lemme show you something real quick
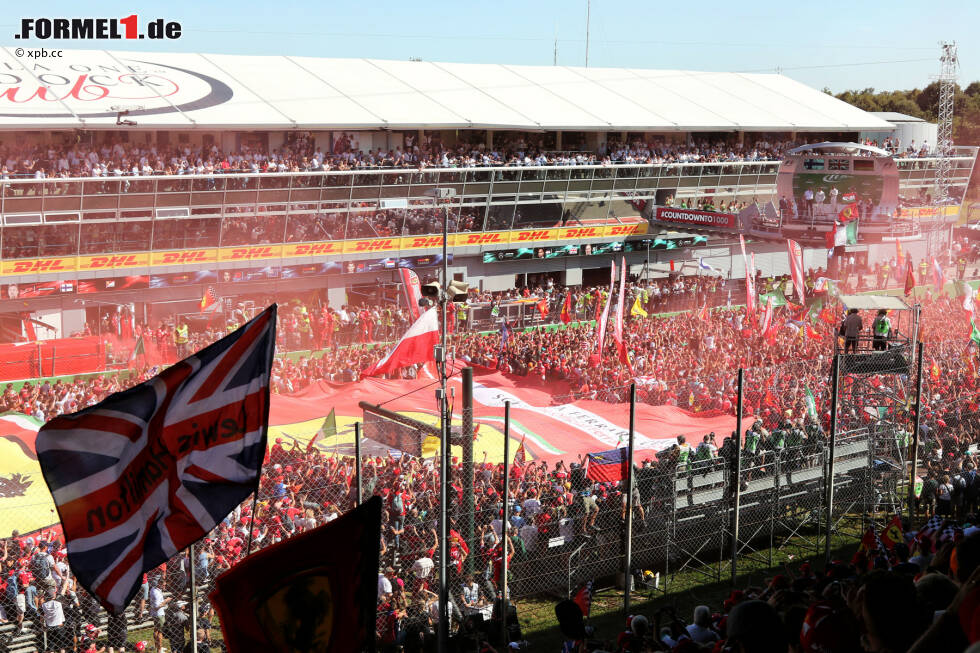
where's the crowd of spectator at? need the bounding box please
[556,520,980,652]
[0,134,802,183]
[2,249,980,650]
[0,132,947,187]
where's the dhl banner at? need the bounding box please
[77,253,151,272]
[282,242,344,257]
[150,248,219,266]
[2,256,75,275]
[217,244,283,262]
[895,205,960,220]
[0,222,651,277]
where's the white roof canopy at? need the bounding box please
[0,48,894,132]
[839,295,911,311]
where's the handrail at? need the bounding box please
[0,152,973,184]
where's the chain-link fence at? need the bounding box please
[0,330,970,651]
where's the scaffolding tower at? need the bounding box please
[832,295,920,536]
[934,41,958,206]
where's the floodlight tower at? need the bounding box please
[934,41,958,207]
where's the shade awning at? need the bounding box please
[839,295,911,311]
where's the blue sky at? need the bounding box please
[3,0,976,93]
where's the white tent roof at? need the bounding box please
[0,48,894,132]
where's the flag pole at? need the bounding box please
[437,205,450,653]
[190,543,198,653]
[355,421,362,506]
[623,383,636,617]
[500,400,511,648]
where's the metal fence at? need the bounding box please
[0,332,972,652]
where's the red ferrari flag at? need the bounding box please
[880,515,904,551]
[211,496,382,653]
[362,308,439,377]
[200,286,219,312]
[536,297,549,319]
[560,291,573,324]
[36,306,278,613]
[930,358,941,383]
[904,260,916,296]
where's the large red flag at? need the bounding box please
[560,291,573,324]
[362,308,439,377]
[904,260,916,296]
[211,497,382,653]
[398,268,422,321]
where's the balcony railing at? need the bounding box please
[0,152,972,262]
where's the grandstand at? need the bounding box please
[0,49,972,341]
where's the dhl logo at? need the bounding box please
[563,227,601,239]
[407,237,443,249]
[292,243,341,256]
[159,250,209,264]
[229,247,275,260]
[87,255,139,269]
[458,233,503,245]
[607,225,642,236]
[353,240,396,252]
[10,259,69,273]
[514,230,553,242]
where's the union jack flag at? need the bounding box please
[36,305,277,614]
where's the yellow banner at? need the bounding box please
[603,222,648,237]
[510,228,560,243]
[1,257,75,275]
[77,253,151,272]
[0,222,655,277]
[452,232,509,247]
[217,245,283,262]
[150,249,218,266]
[342,238,401,254]
[399,235,445,250]
[557,226,606,240]
[282,242,344,257]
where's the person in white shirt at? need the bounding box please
[686,605,719,644]
[830,186,839,213]
[803,189,814,217]
[377,571,393,598]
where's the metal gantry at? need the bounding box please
[934,41,958,206]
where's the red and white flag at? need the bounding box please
[740,235,756,314]
[787,239,805,301]
[596,261,616,357]
[613,258,634,374]
[36,306,278,613]
[513,437,527,468]
[614,258,626,346]
[398,268,422,321]
[759,296,774,335]
[362,308,439,377]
